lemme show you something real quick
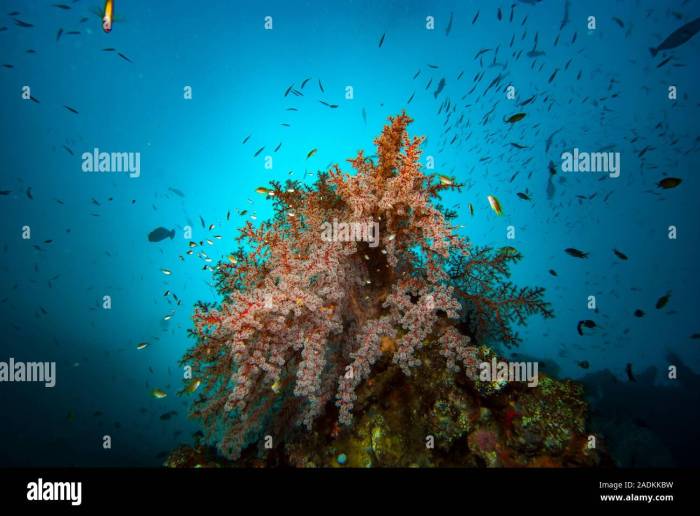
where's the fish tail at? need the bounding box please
[170,230,175,239]
[649,47,658,57]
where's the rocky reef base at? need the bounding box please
[166,344,611,468]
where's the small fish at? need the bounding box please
[14,19,33,28]
[565,248,588,259]
[168,187,185,197]
[438,175,454,186]
[487,195,503,216]
[625,363,636,382]
[613,249,628,260]
[655,291,671,310]
[63,105,79,114]
[52,4,71,10]
[184,379,201,394]
[255,186,272,195]
[102,0,114,33]
[56,28,63,41]
[160,268,172,275]
[151,388,167,399]
[117,52,133,63]
[26,187,33,200]
[254,146,265,157]
[378,33,385,47]
[516,192,530,201]
[634,309,645,318]
[318,79,325,93]
[577,320,596,336]
[504,112,526,124]
[468,203,474,216]
[306,148,318,159]
[136,342,148,350]
[577,360,590,369]
[657,177,682,189]
[548,269,557,277]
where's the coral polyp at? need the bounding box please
[183,113,553,460]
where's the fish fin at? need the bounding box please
[649,47,658,57]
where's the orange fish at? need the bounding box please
[487,195,503,216]
[102,0,114,33]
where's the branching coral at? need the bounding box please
[183,113,552,459]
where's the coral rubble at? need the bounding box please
[177,113,602,467]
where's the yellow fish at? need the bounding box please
[438,175,454,186]
[151,388,167,399]
[185,379,201,394]
[487,195,503,216]
[255,187,271,195]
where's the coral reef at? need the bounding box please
[181,113,558,462]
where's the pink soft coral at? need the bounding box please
[183,113,552,459]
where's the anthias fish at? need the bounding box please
[102,0,114,33]
[565,248,588,258]
[487,195,503,215]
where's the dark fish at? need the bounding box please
[516,192,530,200]
[505,112,526,124]
[689,333,700,339]
[56,28,63,41]
[433,78,446,98]
[510,142,528,149]
[102,47,116,52]
[406,92,415,104]
[634,309,645,318]
[445,12,453,36]
[199,215,205,228]
[14,19,33,28]
[300,78,310,89]
[242,134,251,144]
[62,145,74,156]
[472,10,479,24]
[565,248,588,258]
[26,187,33,200]
[650,17,700,56]
[284,84,293,97]
[168,187,185,197]
[612,17,624,28]
[655,291,671,310]
[657,177,681,189]
[577,320,596,336]
[497,8,502,21]
[613,249,628,260]
[2,64,14,69]
[656,56,672,68]
[66,31,80,35]
[52,4,71,9]
[378,32,385,47]
[548,269,557,277]
[625,363,636,382]
[577,360,590,369]
[318,79,325,93]
[274,142,282,152]
[63,105,79,114]
[254,147,264,157]
[117,52,133,63]
[0,190,11,196]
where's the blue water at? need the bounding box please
[0,0,698,466]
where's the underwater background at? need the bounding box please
[0,0,699,467]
